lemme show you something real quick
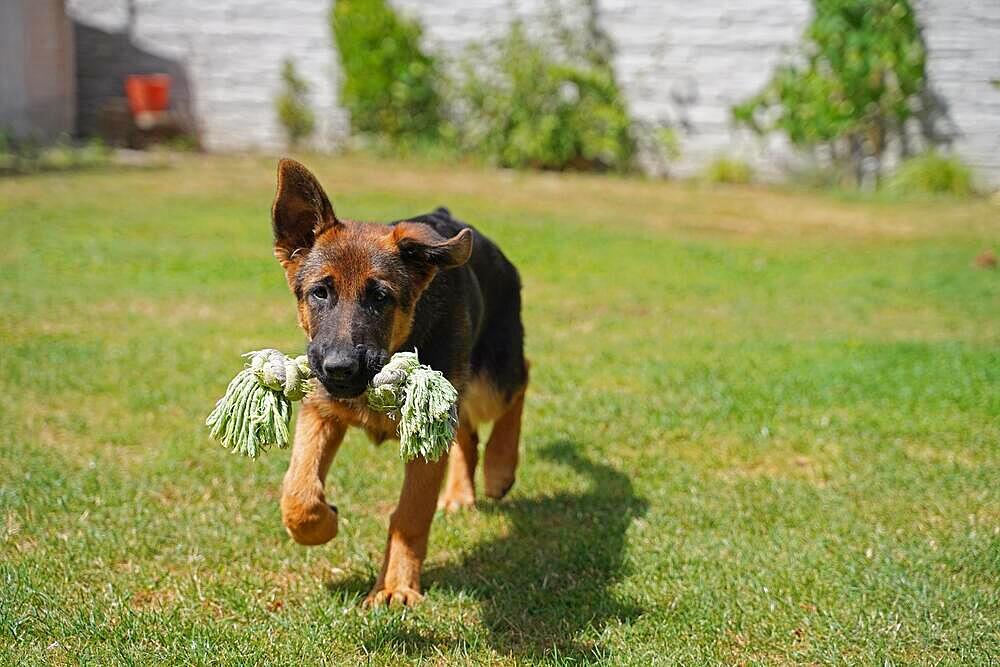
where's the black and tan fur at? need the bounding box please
[270,159,528,606]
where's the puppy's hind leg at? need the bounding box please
[438,420,479,512]
[484,384,526,500]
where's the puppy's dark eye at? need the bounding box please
[309,284,330,301]
[366,284,393,310]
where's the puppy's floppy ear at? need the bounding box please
[271,159,340,274]
[392,223,473,270]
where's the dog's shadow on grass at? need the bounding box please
[427,439,648,658]
[327,440,647,659]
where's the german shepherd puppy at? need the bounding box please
[271,159,528,606]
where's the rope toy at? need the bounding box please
[205,349,458,462]
[367,352,459,463]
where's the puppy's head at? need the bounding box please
[271,159,471,398]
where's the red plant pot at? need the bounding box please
[125,74,172,115]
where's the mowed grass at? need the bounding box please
[1,154,998,665]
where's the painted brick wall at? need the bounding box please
[68,0,1000,185]
[393,0,812,177]
[913,1,1000,188]
[68,0,345,151]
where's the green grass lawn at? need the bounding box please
[1,154,998,665]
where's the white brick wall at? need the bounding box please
[915,1,1000,187]
[68,0,346,151]
[392,0,812,177]
[68,0,1000,185]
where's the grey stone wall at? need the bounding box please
[67,0,1000,186]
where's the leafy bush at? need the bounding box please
[454,16,635,172]
[0,133,111,175]
[329,0,650,172]
[733,0,928,184]
[275,59,316,148]
[332,0,442,145]
[884,152,974,196]
[704,157,753,184]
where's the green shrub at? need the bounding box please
[454,18,635,172]
[0,134,111,175]
[332,0,442,145]
[328,0,655,173]
[733,0,928,185]
[884,152,975,196]
[275,59,316,148]
[704,157,753,185]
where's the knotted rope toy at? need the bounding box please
[367,352,459,462]
[205,349,458,462]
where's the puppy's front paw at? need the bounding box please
[363,586,423,608]
[281,498,338,545]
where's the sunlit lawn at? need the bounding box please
[1,154,998,665]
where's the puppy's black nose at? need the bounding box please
[322,351,359,381]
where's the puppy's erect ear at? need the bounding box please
[271,159,340,275]
[392,223,473,270]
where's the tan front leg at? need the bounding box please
[365,456,448,607]
[280,401,346,545]
[438,421,478,512]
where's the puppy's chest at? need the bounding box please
[308,393,399,444]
